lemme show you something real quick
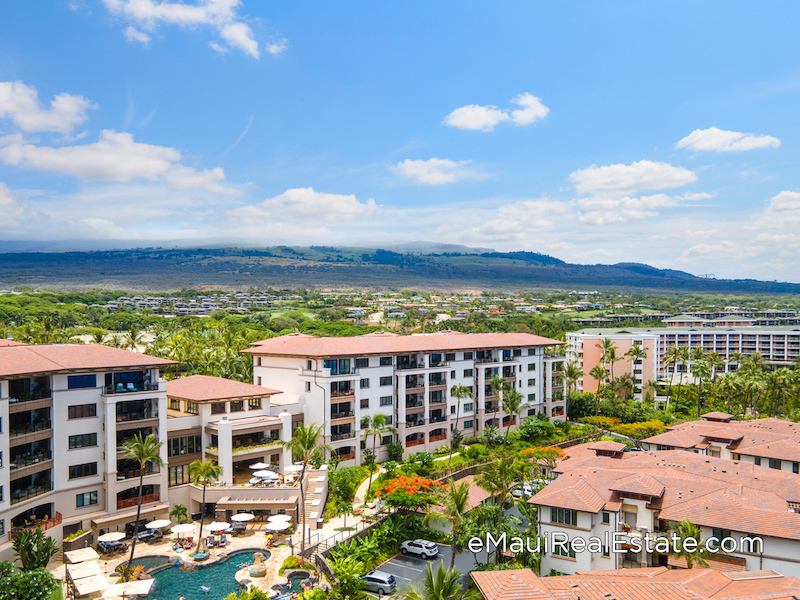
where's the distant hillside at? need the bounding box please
[0,246,798,293]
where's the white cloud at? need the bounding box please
[0,130,237,194]
[676,126,781,152]
[209,41,228,54]
[0,182,24,227]
[443,93,549,132]
[101,0,261,58]
[570,160,697,196]
[124,26,151,45]
[230,188,376,222]
[394,158,483,185]
[266,38,288,56]
[463,199,573,240]
[680,240,764,261]
[0,81,97,134]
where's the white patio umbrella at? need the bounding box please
[249,462,270,470]
[73,574,111,596]
[145,519,172,529]
[171,523,196,534]
[98,532,125,543]
[230,513,255,522]
[64,547,100,564]
[268,515,292,522]
[101,579,154,598]
[206,521,231,532]
[253,470,278,479]
[266,521,291,531]
[284,465,303,473]
[67,561,102,581]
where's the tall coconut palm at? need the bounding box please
[281,422,330,557]
[675,346,691,402]
[596,338,620,383]
[692,359,712,419]
[475,458,517,562]
[501,389,526,445]
[424,481,471,569]
[189,459,222,547]
[663,345,680,400]
[562,360,582,396]
[449,384,473,466]
[402,563,481,600]
[588,365,607,415]
[361,414,396,499]
[121,433,164,581]
[624,345,648,400]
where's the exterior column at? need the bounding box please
[217,417,233,485]
[280,410,293,471]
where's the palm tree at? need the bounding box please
[424,481,471,569]
[692,359,712,419]
[169,503,190,524]
[121,433,164,581]
[362,414,396,500]
[401,563,481,600]
[501,389,526,445]
[675,346,691,402]
[334,500,355,529]
[562,360,582,396]
[663,345,680,400]
[624,345,648,400]
[188,459,222,549]
[596,338,620,384]
[449,384,473,466]
[666,519,711,568]
[475,458,517,562]
[588,365,607,415]
[281,422,330,557]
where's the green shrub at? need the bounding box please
[278,555,311,574]
[63,530,86,542]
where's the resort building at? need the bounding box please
[641,412,800,471]
[530,442,800,577]
[244,331,566,464]
[472,566,800,600]
[566,324,800,396]
[0,340,174,562]
[164,375,328,530]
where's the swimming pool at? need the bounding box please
[116,555,171,574]
[147,549,268,600]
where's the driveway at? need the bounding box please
[370,543,491,596]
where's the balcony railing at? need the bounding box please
[331,432,356,442]
[10,420,52,438]
[117,466,159,481]
[9,512,61,541]
[503,357,519,362]
[11,481,53,505]
[429,361,450,368]
[116,409,158,423]
[429,434,447,442]
[104,383,159,395]
[397,363,421,370]
[331,389,355,398]
[9,389,52,403]
[337,452,355,461]
[477,357,497,364]
[429,416,448,424]
[429,397,446,404]
[405,399,424,408]
[117,492,160,511]
[205,439,281,456]
[406,421,425,429]
[10,452,52,471]
[485,404,499,413]
[331,410,355,419]
[406,438,425,448]
[428,378,447,387]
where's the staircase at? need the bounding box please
[302,477,322,524]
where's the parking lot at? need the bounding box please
[369,543,491,596]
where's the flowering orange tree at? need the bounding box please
[520,446,564,480]
[374,475,445,510]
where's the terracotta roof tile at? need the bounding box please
[0,338,26,347]
[166,374,282,402]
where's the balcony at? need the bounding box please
[116,407,158,423]
[117,492,160,511]
[429,433,447,442]
[429,415,448,424]
[331,389,355,398]
[502,356,519,362]
[337,452,356,461]
[326,367,360,376]
[10,420,52,439]
[406,438,425,448]
[429,361,450,369]
[477,357,497,364]
[405,398,424,408]
[429,397,446,405]
[331,410,355,419]
[331,432,356,442]
[406,420,425,429]
[9,512,61,542]
[10,451,52,471]
[205,439,281,456]
[9,388,52,404]
[485,403,500,413]
[103,382,159,395]
[117,465,159,481]
[11,481,53,505]
[397,363,421,370]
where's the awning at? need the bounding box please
[215,495,296,511]
[67,561,102,581]
[73,574,111,596]
[101,579,154,598]
[65,547,101,564]
[91,503,169,528]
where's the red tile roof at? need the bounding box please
[166,374,282,402]
[0,338,26,347]
[473,567,800,600]
[0,343,174,378]
[243,331,562,357]
[668,554,747,572]
[608,473,665,498]
[587,440,627,452]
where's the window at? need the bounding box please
[270,453,280,466]
[528,348,536,356]
[69,433,97,449]
[551,507,578,526]
[463,420,473,429]
[186,401,199,415]
[356,358,370,369]
[76,491,98,507]
[257,376,262,385]
[451,370,456,378]
[602,512,610,524]
[513,349,522,357]
[169,464,191,487]
[527,363,536,371]
[794,462,799,474]
[528,393,536,402]
[381,435,392,446]
[445,353,456,362]
[450,406,456,414]
[463,369,474,377]
[69,462,98,479]
[380,396,393,406]
[68,404,97,419]
[769,458,781,469]
[68,374,97,389]
[602,545,610,557]
[463,352,473,360]
[230,400,245,412]
[380,357,392,366]
[305,382,311,392]
[360,378,370,389]
[379,376,393,386]
[257,357,262,366]
[360,399,370,409]
[0,487,2,502]
[755,457,762,466]
[169,398,181,411]
[463,403,473,412]
[0,520,4,536]
[360,417,369,429]
[248,398,262,410]
[711,529,731,547]
[553,544,576,559]
[527,408,536,416]
[306,360,312,370]
[211,402,227,414]
[168,435,201,457]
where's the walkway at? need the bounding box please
[354,467,384,506]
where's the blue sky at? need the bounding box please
[1,1,799,280]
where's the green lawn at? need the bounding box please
[49,582,63,600]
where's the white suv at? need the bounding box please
[400,539,439,558]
